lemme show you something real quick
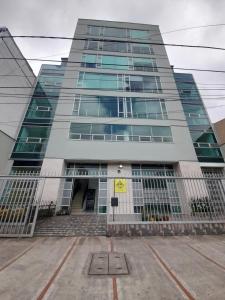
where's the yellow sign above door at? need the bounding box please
[114,179,127,193]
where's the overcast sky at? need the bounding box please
[1,0,225,122]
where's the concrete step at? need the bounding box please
[34,214,107,236]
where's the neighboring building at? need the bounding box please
[0,130,15,174]
[214,118,225,159]
[10,58,67,174]
[0,27,36,173]
[174,72,224,175]
[7,19,225,217]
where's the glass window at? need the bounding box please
[69,123,172,142]
[112,124,132,136]
[128,75,161,93]
[85,40,99,51]
[88,25,101,36]
[152,126,172,137]
[79,95,99,117]
[195,148,222,158]
[132,98,146,118]
[92,124,111,135]
[131,43,153,54]
[99,96,118,117]
[102,41,127,52]
[133,57,157,72]
[104,27,127,38]
[78,72,118,90]
[132,125,150,136]
[191,131,217,144]
[101,55,129,70]
[19,126,49,139]
[81,54,97,68]
[130,29,149,39]
[70,123,91,134]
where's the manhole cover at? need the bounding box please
[88,252,129,275]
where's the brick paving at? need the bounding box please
[34,214,107,236]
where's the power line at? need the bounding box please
[2,35,225,52]
[1,56,225,74]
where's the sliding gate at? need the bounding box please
[0,176,45,237]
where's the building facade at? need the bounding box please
[214,118,225,159]
[7,19,225,217]
[0,27,36,174]
[174,72,224,175]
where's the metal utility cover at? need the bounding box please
[89,252,108,275]
[108,253,128,275]
[88,252,129,275]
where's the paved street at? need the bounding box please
[0,235,225,299]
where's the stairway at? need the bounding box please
[71,182,86,214]
[34,214,107,236]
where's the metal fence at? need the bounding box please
[107,175,225,224]
[0,173,225,237]
[0,177,45,237]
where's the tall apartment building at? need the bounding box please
[0,27,36,174]
[8,19,225,215]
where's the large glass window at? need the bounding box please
[73,95,167,119]
[12,126,50,159]
[102,41,128,52]
[131,43,154,54]
[104,27,127,38]
[127,75,161,93]
[183,104,209,126]
[133,57,157,71]
[88,25,150,40]
[77,72,162,93]
[129,29,149,39]
[84,40,154,55]
[101,55,129,70]
[77,72,118,90]
[81,54,157,71]
[69,123,172,143]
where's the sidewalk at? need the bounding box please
[0,235,225,299]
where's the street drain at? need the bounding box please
[88,252,129,275]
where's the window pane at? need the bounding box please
[130,29,149,39]
[70,123,91,134]
[19,126,49,138]
[80,73,118,90]
[79,96,99,116]
[85,40,98,50]
[102,41,127,52]
[81,54,97,68]
[104,27,126,38]
[99,96,118,117]
[152,126,171,137]
[132,98,146,118]
[112,124,132,136]
[132,43,152,54]
[88,25,101,36]
[146,101,162,119]
[132,125,150,136]
[133,57,157,71]
[101,55,129,70]
[191,131,217,143]
[92,124,111,134]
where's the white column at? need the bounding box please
[40,158,65,205]
[175,161,209,217]
[107,164,134,221]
